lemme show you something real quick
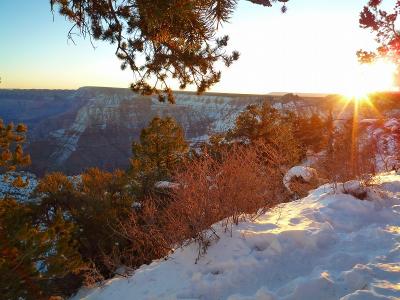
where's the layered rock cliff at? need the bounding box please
[0,87,328,175]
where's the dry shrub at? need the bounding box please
[287,176,321,199]
[105,200,172,272]
[79,263,104,287]
[108,138,296,267]
[316,121,377,184]
[257,124,302,172]
[165,145,286,259]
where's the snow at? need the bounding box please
[0,171,38,201]
[360,119,378,125]
[71,172,400,300]
[283,166,318,191]
[0,173,82,202]
[154,181,180,189]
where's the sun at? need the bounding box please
[336,59,397,120]
[342,90,369,102]
[336,60,397,174]
[341,59,397,101]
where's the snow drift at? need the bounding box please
[72,173,400,300]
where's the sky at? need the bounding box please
[0,0,396,94]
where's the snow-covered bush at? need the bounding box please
[283,166,320,198]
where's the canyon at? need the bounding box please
[0,87,328,175]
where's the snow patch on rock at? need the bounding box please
[283,166,318,191]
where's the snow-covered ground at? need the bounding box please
[72,172,400,300]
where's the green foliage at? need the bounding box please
[0,119,31,192]
[229,103,281,142]
[0,199,84,300]
[28,167,179,295]
[358,1,400,65]
[0,169,138,298]
[34,169,134,277]
[0,119,30,173]
[227,102,302,167]
[290,112,328,154]
[0,116,188,297]
[50,0,288,102]
[130,117,188,194]
[227,102,329,163]
[306,113,327,152]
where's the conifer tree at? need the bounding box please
[228,102,302,167]
[229,103,281,142]
[291,113,327,154]
[0,119,31,190]
[358,0,400,65]
[0,119,30,173]
[34,169,134,279]
[50,0,289,102]
[131,117,188,193]
[0,199,84,299]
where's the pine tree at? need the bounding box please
[0,119,30,173]
[229,103,281,142]
[228,102,302,168]
[131,117,188,193]
[0,199,84,300]
[294,113,327,154]
[49,0,289,102]
[34,169,134,280]
[358,1,400,65]
[0,119,31,191]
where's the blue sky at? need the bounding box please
[0,0,393,94]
